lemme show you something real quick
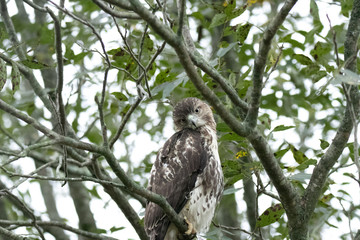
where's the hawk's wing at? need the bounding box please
[144,128,207,240]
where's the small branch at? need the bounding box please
[304,0,360,226]
[1,166,125,188]
[0,220,117,240]
[244,0,298,129]
[177,0,185,37]
[0,52,56,115]
[0,0,27,60]
[0,226,25,240]
[343,84,360,180]
[114,23,151,97]
[95,94,109,147]
[92,0,141,19]
[46,7,69,184]
[48,0,111,66]
[212,221,260,238]
[263,45,283,87]
[109,97,142,149]
[103,0,135,11]
[0,190,45,240]
[0,99,105,155]
[326,14,340,67]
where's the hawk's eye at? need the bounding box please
[181,119,186,123]
[195,107,200,113]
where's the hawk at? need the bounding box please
[145,97,224,240]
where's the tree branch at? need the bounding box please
[303,0,360,228]
[0,220,117,240]
[126,0,249,138]
[244,0,298,129]
[92,0,141,19]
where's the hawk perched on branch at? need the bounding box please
[145,97,224,240]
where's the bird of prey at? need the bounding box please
[144,97,224,240]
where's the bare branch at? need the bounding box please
[0,0,26,60]
[0,220,118,240]
[109,97,142,149]
[244,0,298,129]
[92,0,141,19]
[303,0,360,232]
[0,226,25,240]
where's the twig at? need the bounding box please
[177,0,186,37]
[326,14,340,67]
[342,83,360,181]
[95,94,109,147]
[0,190,45,240]
[109,97,142,149]
[263,44,283,87]
[0,226,25,240]
[0,220,117,240]
[212,221,260,238]
[245,0,298,130]
[114,21,152,97]
[0,0,26,60]
[46,7,68,185]
[92,0,141,19]
[338,199,355,240]
[48,0,111,66]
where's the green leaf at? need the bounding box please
[289,172,312,182]
[217,42,237,58]
[256,204,285,228]
[274,147,290,159]
[20,59,52,69]
[219,132,243,142]
[296,159,317,170]
[310,41,332,62]
[258,113,271,130]
[152,73,186,98]
[88,186,101,199]
[340,0,353,17]
[216,122,232,132]
[0,58,6,91]
[110,226,125,233]
[320,139,330,150]
[272,125,295,132]
[289,144,308,164]
[111,92,129,101]
[236,23,252,44]
[333,69,360,85]
[209,13,227,28]
[143,33,154,52]
[293,54,313,65]
[11,63,20,94]
[310,0,323,32]
[223,187,241,195]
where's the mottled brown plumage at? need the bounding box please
[144,98,223,240]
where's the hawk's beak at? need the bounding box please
[187,114,198,128]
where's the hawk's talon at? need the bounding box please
[184,217,196,235]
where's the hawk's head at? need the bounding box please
[173,97,216,131]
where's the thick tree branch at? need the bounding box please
[0,0,26,60]
[303,0,360,226]
[247,130,300,218]
[101,0,134,11]
[127,0,249,139]
[92,0,140,19]
[0,99,189,239]
[244,0,298,129]
[0,99,104,154]
[0,220,117,240]
[0,226,24,240]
